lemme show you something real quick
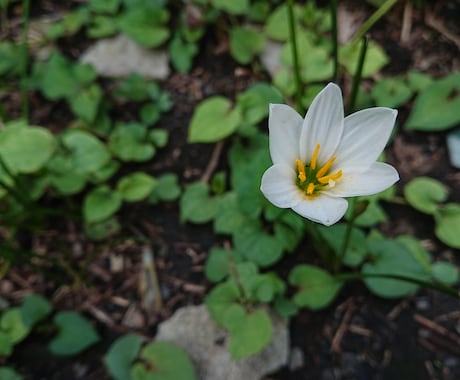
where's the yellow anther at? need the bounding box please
[316,156,337,179]
[318,170,343,184]
[311,144,321,170]
[306,182,315,195]
[296,159,306,183]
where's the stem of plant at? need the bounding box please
[351,0,398,44]
[336,272,460,298]
[330,0,339,83]
[286,0,303,112]
[334,198,357,273]
[21,0,31,121]
[347,36,368,113]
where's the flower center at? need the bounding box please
[295,143,342,199]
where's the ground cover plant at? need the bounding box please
[0,0,459,379]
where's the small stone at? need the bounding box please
[121,304,145,329]
[155,305,289,380]
[259,40,283,78]
[288,346,304,371]
[415,297,430,311]
[80,34,170,80]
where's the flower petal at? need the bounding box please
[326,162,399,197]
[268,104,303,166]
[291,195,348,226]
[300,83,344,164]
[261,164,303,208]
[335,107,397,169]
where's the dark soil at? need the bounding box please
[1,1,460,380]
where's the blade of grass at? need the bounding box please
[347,36,368,113]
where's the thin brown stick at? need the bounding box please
[331,298,354,353]
[425,11,460,50]
[414,314,460,347]
[400,0,413,43]
[201,140,224,183]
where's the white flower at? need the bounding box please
[260,83,399,226]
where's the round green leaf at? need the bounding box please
[289,265,343,310]
[188,96,242,143]
[229,27,265,65]
[150,173,181,203]
[434,203,460,249]
[339,41,389,78]
[227,309,273,359]
[363,239,430,298]
[20,294,52,329]
[49,311,100,356]
[180,182,218,223]
[116,172,156,202]
[104,334,143,380]
[132,341,198,380]
[0,332,13,357]
[0,126,55,174]
[61,129,110,174]
[406,72,460,131]
[205,248,231,283]
[431,261,459,285]
[69,84,102,123]
[83,185,122,223]
[109,122,155,162]
[0,308,30,344]
[0,367,22,380]
[371,77,413,108]
[404,177,448,214]
[85,217,120,241]
[211,0,248,14]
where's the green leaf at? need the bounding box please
[89,0,120,14]
[118,7,169,48]
[0,125,55,174]
[149,173,181,203]
[211,0,248,14]
[406,73,460,131]
[20,294,52,329]
[131,341,198,380]
[49,311,100,356]
[61,129,111,174]
[116,172,156,202]
[213,192,247,234]
[0,367,23,380]
[205,281,240,325]
[104,334,143,380]
[85,217,120,241]
[39,53,79,99]
[227,309,272,359]
[362,239,429,298]
[431,261,459,285]
[236,83,283,125]
[169,34,197,73]
[234,222,284,267]
[180,182,218,223]
[371,77,413,108]
[205,248,231,282]
[339,40,388,78]
[0,308,30,344]
[317,224,367,267]
[407,71,433,92]
[0,332,13,356]
[289,265,343,310]
[69,84,102,123]
[188,96,242,143]
[83,185,122,223]
[149,129,168,148]
[109,122,155,162]
[434,203,460,249]
[264,4,301,41]
[88,15,119,38]
[404,177,448,214]
[229,27,265,65]
[140,104,160,126]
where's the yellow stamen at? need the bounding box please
[311,144,320,170]
[316,156,337,179]
[296,159,306,183]
[306,182,315,195]
[318,170,343,184]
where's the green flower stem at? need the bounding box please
[347,36,368,113]
[286,0,302,112]
[334,197,357,273]
[330,0,338,83]
[336,272,460,298]
[21,0,31,120]
[351,0,398,45]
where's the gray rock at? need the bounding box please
[155,304,289,380]
[259,40,284,78]
[80,34,169,80]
